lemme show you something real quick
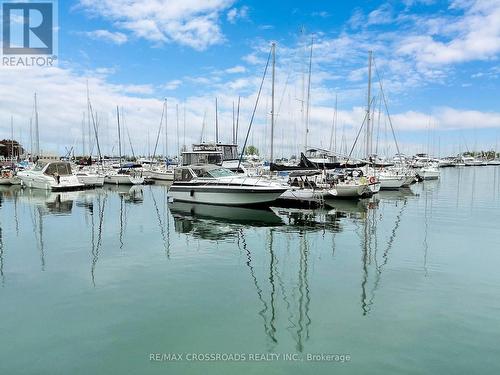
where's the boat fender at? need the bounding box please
[369,176,376,184]
[190,189,195,197]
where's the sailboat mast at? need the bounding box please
[116,106,122,165]
[10,116,14,159]
[236,96,241,145]
[270,42,276,162]
[81,112,86,156]
[305,36,313,151]
[34,93,40,157]
[232,101,235,144]
[183,105,186,152]
[29,117,33,157]
[215,97,219,144]
[329,94,337,152]
[366,50,373,159]
[165,99,168,164]
[176,104,180,160]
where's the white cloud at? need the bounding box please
[227,6,249,24]
[77,0,235,50]
[311,11,330,18]
[397,0,500,65]
[367,4,393,25]
[84,29,128,45]
[163,79,182,90]
[225,65,246,74]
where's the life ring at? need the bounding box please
[369,176,376,184]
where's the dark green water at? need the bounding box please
[1,167,500,374]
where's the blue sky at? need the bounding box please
[1,0,500,157]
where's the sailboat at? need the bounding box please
[104,107,144,185]
[147,99,174,181]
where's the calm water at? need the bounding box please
[1,167,500,374]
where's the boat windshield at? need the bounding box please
[33,161,47,171]
[44,162,72,176]
[207,168,235,178]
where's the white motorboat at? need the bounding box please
[168,165,287,206]
[104,170,144,185]
[334,181,372,198]
[0,169,21,185]
[378,174,406,190]
[278,187,337,205]
[461,156,483,166]
[17,161,84,191]
[487,159,500,166]
[74,169,105,187]
[148,167,174,181]
[419,165,440,180]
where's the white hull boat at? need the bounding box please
[379,175,406,190]
[75,172,105,187]
[278,187,337,204]
[0,176,21,185]
[148,168,174,181]
[0,169,21,185]
[168,165,287,206]
[419,166,440,180]
[17,161,84,191]
[334,182,372,198]
[104,172,144,185]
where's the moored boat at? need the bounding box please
[17,161,84,191]
[168,165,287,206]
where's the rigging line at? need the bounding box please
[152,99,167,161]
[274,63,293,127]
[372,57,401,156]
[237,47,272,169]
[346,96,376,163]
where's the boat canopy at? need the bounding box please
[43,162,72,176]
[174,165,236,181]
[182,151,223,166]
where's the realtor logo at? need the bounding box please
[2,0,57,66]
[3,1,53,54]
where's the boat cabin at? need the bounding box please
[34,161,73,176]
[174,165,236,182]
[182,143,239,167]
[305,148,339,163]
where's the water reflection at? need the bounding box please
[169,202,283,241]
[0,181,418,349]
[150,188,170,258]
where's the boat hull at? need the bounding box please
[76,174,105,187]
[333,183,372,198]
[17,173,84,191]
[379,176,406,190]
[148,170,174,181]
[0,177,21,185]
[168,185,286,206]
[104,174,144,185]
